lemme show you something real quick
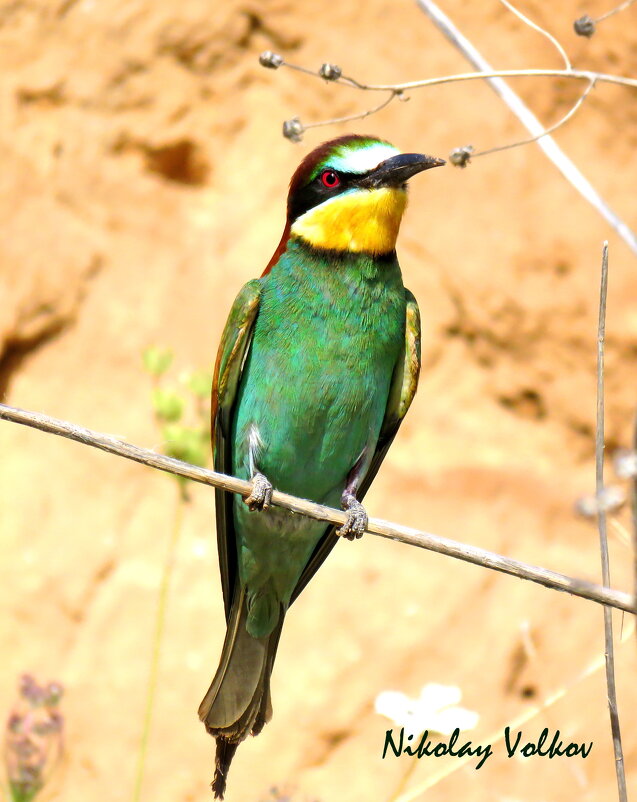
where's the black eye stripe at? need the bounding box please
[289,170,360,221]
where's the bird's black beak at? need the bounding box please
[358,152,446,189]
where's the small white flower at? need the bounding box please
[375,682,479,736]
[574,485,625,517]
[614,449,637,479]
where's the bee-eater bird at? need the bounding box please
[199,134,444,798]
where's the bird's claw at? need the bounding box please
[337,493,367,540]
[245,472,273,511]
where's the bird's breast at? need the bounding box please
[231,248,406,502]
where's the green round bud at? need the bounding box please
[152,388,185,422]
[142,347,173,377]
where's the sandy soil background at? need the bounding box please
[1,1,636,800]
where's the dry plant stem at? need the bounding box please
[595,243,628,802]
[281,61,637,97]
[349,66,637,92]
[0,402,633,614]
[303,90,398,131]
[519,626,588,789]
[132,487,186,802]
[392,621,635,802]
[595,0,637,23]
[633,411,637,626]
[282,62,368,91]
[414,0,637,256]
[474,78,595,159]
[388,752,419,802]
[498,0,571,69]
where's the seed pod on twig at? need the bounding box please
[319,63,342,81]
[282,117,304,142]
[574,15,596,37]
[259,51,284,69]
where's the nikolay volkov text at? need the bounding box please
[382,727,592,769]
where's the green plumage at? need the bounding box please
[199,235,421,796]
[233,238,406,635]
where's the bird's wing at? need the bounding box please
[212,279,262,620]
[290,288,422,603]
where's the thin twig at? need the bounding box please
[280,62,637,95]
[281,61,369,91]
[473,78,595,159]
[132,489,185,802]
[414,0,637,256]
[303,90,399,131]
[595,0,637,23]
[498,0,571,70]
[0,402,633,614]
[633,413,637,630]
[595,243,628,801]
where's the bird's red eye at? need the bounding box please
[320,170,340,188]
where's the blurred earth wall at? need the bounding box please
[0,1,636,800]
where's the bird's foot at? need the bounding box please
[337,492,367,540]
[245,472,273,511]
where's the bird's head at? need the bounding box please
[273,135,444,264]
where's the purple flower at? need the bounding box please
[4,676,64,802]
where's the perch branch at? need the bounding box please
[595,243,627,801]
[0,402,633,615]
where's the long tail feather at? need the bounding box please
[211,739,238,799]
[199,588,284,798]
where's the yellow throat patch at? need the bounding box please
[290,187,407,254]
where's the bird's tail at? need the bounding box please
[198,587,283,799]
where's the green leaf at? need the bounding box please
[186,370,213,400]
[9,781,40,802]
[161,425,208,467]
[152,389,184,423]
[142,347,173,377]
